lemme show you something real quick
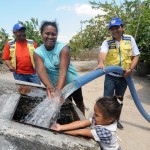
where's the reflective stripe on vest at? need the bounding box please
[8,39,35,69]
[106,35,132,70]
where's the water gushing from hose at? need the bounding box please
[24,66,150,128]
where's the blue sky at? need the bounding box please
[0,0,119,42]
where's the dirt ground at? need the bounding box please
[0,60,150,150]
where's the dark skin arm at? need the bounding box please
[55,45,70,91]
[33,52,54,97]
[2,42,15,72]
[33,45,70,97]
[3,60,15,72]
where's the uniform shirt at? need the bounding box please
[100,35,140,77]
[100,35,140,56]
[2,40,37,74]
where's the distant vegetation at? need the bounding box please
[69,0,150,63]
[0,0,149,64]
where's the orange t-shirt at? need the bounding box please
[2,40,37,74]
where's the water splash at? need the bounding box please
[60,80,80,99]
[24,80,80,128]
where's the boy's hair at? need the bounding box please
[96,96,122,121]
[40,20,59,34]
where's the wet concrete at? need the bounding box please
[0,79,100,150]
[1,60,149,150]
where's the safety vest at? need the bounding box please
[105,34,132,70]
[8,39,35,69]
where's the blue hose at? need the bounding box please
[75,66,150,123]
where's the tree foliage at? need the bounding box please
[0,18,43,64]
[19,18,42,46]
[0,28,9,64]
[0,1,149,63]
[69,0,150,63]
[69,34,81,60]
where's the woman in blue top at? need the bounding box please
[34,21,85,114]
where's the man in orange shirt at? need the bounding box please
[2,23,41,84]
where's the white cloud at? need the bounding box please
[58,34,70,43]
[74,4,106,17]
[56,4,106,17]
[56,4,107,42]
[56,6,73,11]
[58,32,79,43]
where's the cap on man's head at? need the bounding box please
[108,17,123,29]
[13,23,26,32]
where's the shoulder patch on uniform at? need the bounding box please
[122,35,131,41]
[8,40,15,45]
[109,45,116,49]
[107,39,115,45]
[27,39,34,44]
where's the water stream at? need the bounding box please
[24,81,80,128]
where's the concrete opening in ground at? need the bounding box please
[12,84,81,130]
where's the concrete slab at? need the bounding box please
[0,78,99,150]
[1,60,150,150]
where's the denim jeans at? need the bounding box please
[13,72,41,85]
[104,74,127,97]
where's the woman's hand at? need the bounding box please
[46,84,55,98]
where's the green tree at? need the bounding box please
[69,33,82,60]
[69,0,150,63]
[0,18,43,64]
[0,28,9,64]
[19,18,42,46]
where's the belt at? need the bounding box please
[112,72,121,75]
[108,72,122,77]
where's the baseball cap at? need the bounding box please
[13,23,26,31]
[108,17,123,29]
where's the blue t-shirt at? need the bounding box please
[35,42,79,88]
